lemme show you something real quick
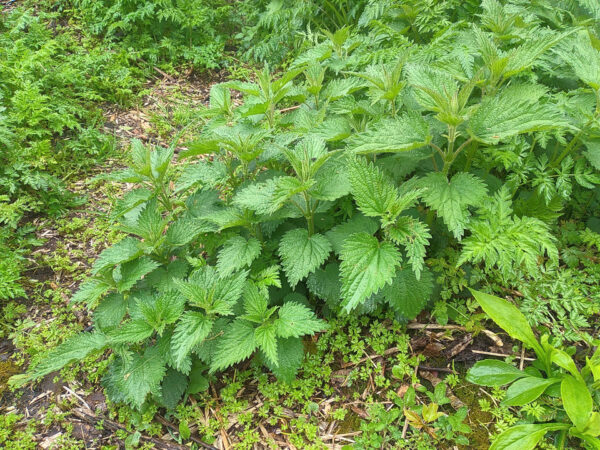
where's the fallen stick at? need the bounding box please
[472,349,535,361]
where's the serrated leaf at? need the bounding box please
[115,257,160,292]
[93,293,127,332]
[340,232,401,312]
[420,172,487,239]
[326,214,380,255]
[157,369,187,410]
[174,160,227,193]
[349,115,430,154]
[72,278,112,305]
[278,229,332,288]
[275,302,326,338]
[166,219,213,247]
[92,238,142,275]
[347,156,399,218]
[105,346,167,410]
[210,320,257,372]
[387,217,431,279]
[468,84,562,144]
[255,322,278,367]
[26,332,107,381]
[307,263,341,306]
[217,236,262,277]
[171,311,214,372]
[264,337,305,383]
[108,320,154,344]
[381,267,433,319]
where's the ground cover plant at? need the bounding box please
[2,0,600,448]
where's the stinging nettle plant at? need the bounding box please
[13,0,600,411]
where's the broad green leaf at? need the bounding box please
[92,237,142,275]
[93,293,127,332]
[255,322,278,367]
[347,156,400,219]
[275,302,327,338]
[470,289,543,356]
[468,84,561,144]
[502,376,559,406]
[466,360,527,386]
[264,337,305,383]
[157,369,187,410]
[278,229,332,288]
[381,267,433,320]
[171,311,214,372]
[490,423,570,450]
[210,319,257,372]
[552,348,582,380]
[108,320,154,344]
[562,375,593,431]
[104,346,167,410]
[340,232,401,312]
[165,219,212,247]
[23,332,107,382]
[420,172,487,239]
[349,115,430,154]
[115,257,160,293]
[72,278,112,305]
[326,214,380,255]
[217,236,262,278]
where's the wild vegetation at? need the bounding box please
[1,0,599,448]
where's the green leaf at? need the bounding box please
[255,322,279,367]
[349,115,430,154]
[157,369,187,410]
[115,257,160,293]
[278,229,332,288]
[466,360,527,386]
[275,302,326,338]
[347,156,400,219]
[171,312,214,372]
[93,293,127,332]
[468,84,561,144]
[562,375,593,431]
[326,214,379,255]
[210,320,257,372]
[108,320,154,344]
[217,236,262,278]
[381,267,433,320]
[470,289,543,356]
[137,292,184,334]
[25,333,107,381]
[490,423,570,450]
[502,376,559,406]
[340,232,401,312]
[387,217,431,279]
[104,346,167,410]
[264,337,305,383]
[174,160,227,193]
[420,172,487,239]
[166,219,212,247]
[92,237,142,275]
[72,278,112,305]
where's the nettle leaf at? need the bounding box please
[93,293,127,332]
[171,311,214,372]
[166,219,213,247]
[114,257,160,293]
[387,217,431,279]
[255,322,278,367]
[563,32,600,90]
[340,232,401,312]
[349,115,430,154]
[217,236,262,278]
[468,84,562,144]
[122,199,166,243]
[326,214,380,255]
[347,156,399,218]
[92,237,142,275]
[420,172,487,239]
[275,302,327,338]
[210,319,257,372]
[25,332,107,381]
[157,369,188,410]
[381,267,433,320]
[242,283,272,323]
[72,278,112,305]
[137,292,185,334]
[307,263,341,306]
[405,64,458,112]
[108,320,154,344]
[310,156,350,201]
[278,229,332,288]
[264,337,305,383]
[174,160,227,193]
[104,346,167,410]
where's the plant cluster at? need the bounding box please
[58,0,238,70]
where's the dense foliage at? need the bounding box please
[3,0,600,448]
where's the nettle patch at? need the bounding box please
[13,9,600,413]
